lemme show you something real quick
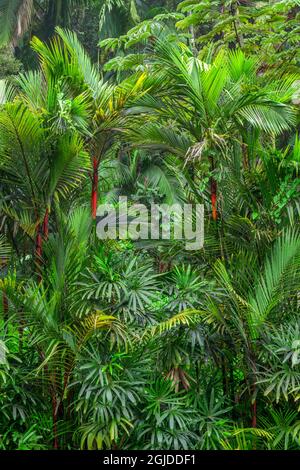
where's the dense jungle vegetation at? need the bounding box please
[0,0,300,451]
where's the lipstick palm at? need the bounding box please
[0,29,95,265]
[30,27,151,221]
[130,40,296,221]
[0,91,90,268]
[0,205,127,448]
[211,233,300,425]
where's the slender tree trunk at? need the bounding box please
[188,11,197,55]
[251,382,257,428]
[35,209,49,281]
[242,142,249,170]
[251,381,257,450]
[231,2,244,48]
[209,157,218,221]
[35,223,43,283]
[251,400,257,427]
[43,207,49,240]
[39,353,59,448]
[36,224,43,259]
[52,392,59,449]
[91,157,99,220]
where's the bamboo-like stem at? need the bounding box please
[209,157,218,221]
[242,141,249,170]
[35,223,43,283]
[43,207,49,240]
[91,157,99,220]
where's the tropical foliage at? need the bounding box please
[0,0,300,451]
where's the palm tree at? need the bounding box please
[1,7,300,452]
[35,27,151,220]
[100,148,185,205]
[130,39,296,221]
[0,205,128,448]
[0,32,91,264]
[168,229,300,428]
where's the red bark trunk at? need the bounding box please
[211,181,218,221]
[43,208,49,240]
[35,224,43,282]
[210,177,218,221]
[251,399,257,428]
[91,157,99,220]
[251,373,257,431]
[209,157,218,221]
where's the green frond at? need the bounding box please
[55,27,101,97]
[146,309,202,339]
[0,0,33,46]
[248,229,300,336]
[49,133,90,200]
